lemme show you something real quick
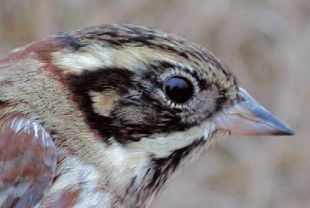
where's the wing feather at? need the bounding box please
[0,114,57,208]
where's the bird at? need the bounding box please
[0,24,294,208]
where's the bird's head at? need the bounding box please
[35,24,293,203]
[51,24,292,149]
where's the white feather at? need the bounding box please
[10,116,53,148]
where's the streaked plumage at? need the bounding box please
[0,24,293,208]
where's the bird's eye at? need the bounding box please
[164,76,194,104]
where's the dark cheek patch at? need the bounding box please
[66,67,198,143]
[114,106,148,125]
[66,68,136,142]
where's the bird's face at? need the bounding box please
[50,27,234,158]
[50,25,292,160]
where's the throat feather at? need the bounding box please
[124,138,206,207]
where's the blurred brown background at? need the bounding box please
[0,0,309,207]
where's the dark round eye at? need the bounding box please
[164,76,194,104]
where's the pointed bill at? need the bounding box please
[214,88,294,136]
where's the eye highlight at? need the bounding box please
[164,76,194,104]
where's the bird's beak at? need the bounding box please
[214,88,294,136]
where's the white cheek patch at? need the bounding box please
[93,140,150,194]
[126,120,216,158]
